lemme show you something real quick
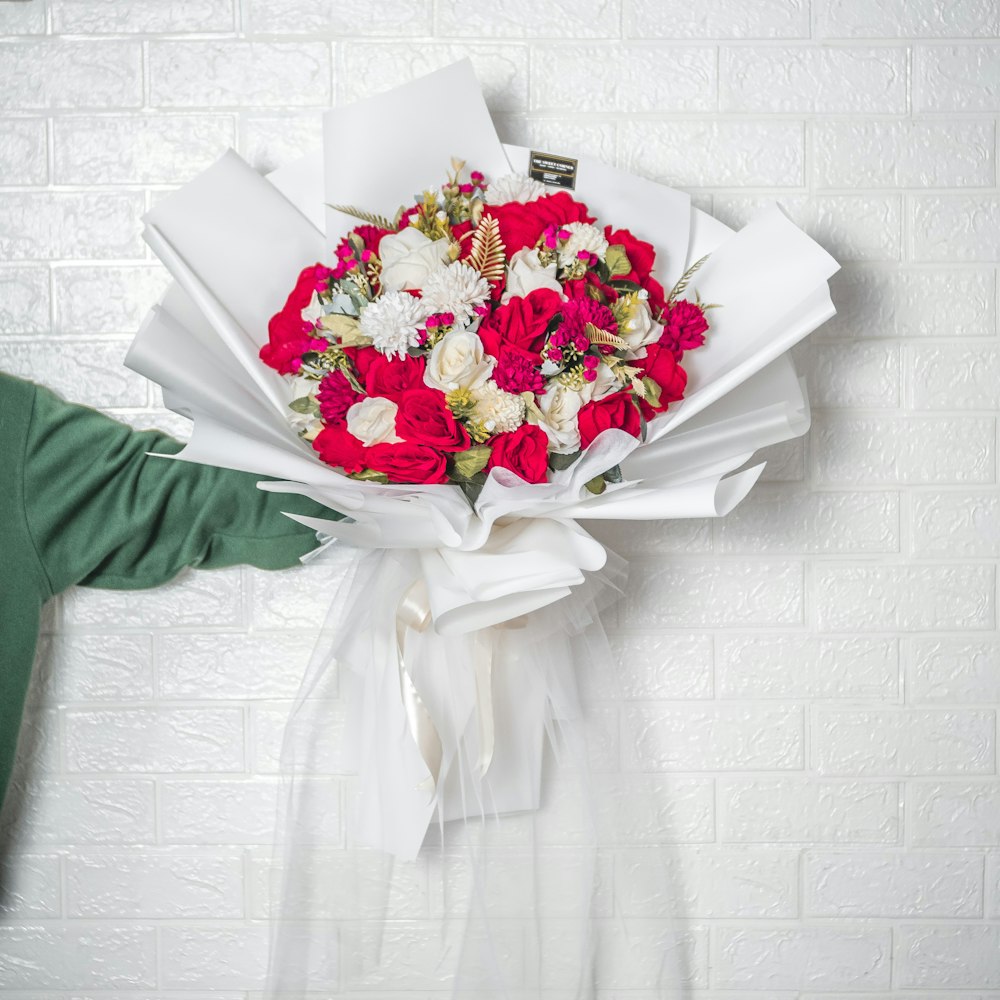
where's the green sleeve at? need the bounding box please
[23,383,336,595]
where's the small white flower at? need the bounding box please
[485,173,547,205]
[558,221,609,269]
[472,380,526,434]
[379,228,451,292]
[359,290,429,359]
[501,248,564,304]
[421,261,491,328]
[536,381,585,454]
[345,396,403,446]
[424,329,495,393]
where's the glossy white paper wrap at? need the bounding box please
[127,61,838,864]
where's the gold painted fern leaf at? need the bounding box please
[327,203,396,231]
[667,253,709,304]
[585,323,629,351]
[466,216,506,283]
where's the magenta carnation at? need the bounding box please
[317,370,360,425]
[552,298,617,351]
[660,299,708,358]
[493,346,544,395]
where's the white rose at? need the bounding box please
[536,382,585,454]
[345,396,402,446]
[620,299,662,353]
[424,329,495,392]
[379,228,451,292]
[501,248,564,304]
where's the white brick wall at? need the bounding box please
[0,0,997,993]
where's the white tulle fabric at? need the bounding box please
[124,61,839,996]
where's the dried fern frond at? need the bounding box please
[585,323,629,351]
[667,253,709,303]
[466,216,506,283]
[327,203,396,231]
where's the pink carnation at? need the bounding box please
[550,298,616,352]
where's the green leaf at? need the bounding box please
[604,464,623,485]
[459,475,487,507]
[348,468,389,484]
[641,376,662,409]
[584,474,606,496]
[320,312,368,344]
[609,278,641,293]
[451,445,491,480]
[288,395,319,415]
[605,243,632,277]
[548,449,582,472]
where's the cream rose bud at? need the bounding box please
[345,396,403,446]
[501,248,563,304]
[620,299,663,353]
[424,329,495,392]
[378,228,451,292]
[536,382,584,454]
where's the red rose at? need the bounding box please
[395,389,471,452]
[260,264,331,374]
[364,353,426,402]
[486,424,550,484]
[260,334,327,375]
[577,393,642,450]
[312,425,367,474]
[636,344,688,418]
[562,270,618,304]
[346,345,381,382]
[484,192,595,254]
[478,289,562,358]
[367,442,448,484]
[660,299,708,358]
[602,226,667,313]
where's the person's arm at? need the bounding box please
[22,380,333,593]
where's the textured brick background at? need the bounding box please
[0,0,998,994]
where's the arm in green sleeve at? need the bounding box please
[23,382,337,595]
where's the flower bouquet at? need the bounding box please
[126,61,838,994]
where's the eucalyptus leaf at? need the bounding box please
[329,293,359,316]
[584,474,606,496]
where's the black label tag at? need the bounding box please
[528,150,578,190]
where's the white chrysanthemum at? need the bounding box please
[359,290,429,359]
[472,380,526,434]
[421,262,491,327]
[485,173,547,205]
[558,221,609,269]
